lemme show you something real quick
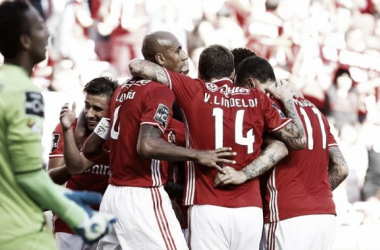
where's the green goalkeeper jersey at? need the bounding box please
[0,63,48,245]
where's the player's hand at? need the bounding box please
[266,79,294,101]
[64,190,117,244]
[195,147,236,172]
[213,166,247,187]
[60,102,76,131]
[74,109,87,149]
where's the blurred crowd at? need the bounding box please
[1,0,380,227]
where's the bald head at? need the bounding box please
[141,31,189,73]
[142,31,179,62]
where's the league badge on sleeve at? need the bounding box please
[51,133,60,152]
[24,91,44,118]
[272,102,286,119]
[154,104,170,128]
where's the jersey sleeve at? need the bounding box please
[49,123,64,158]
[325,118,338,148]
[5,90,45,173]
[162,68,202,108]
[140,84,175,134]
[261,93,292,132]
[49,121,77,158]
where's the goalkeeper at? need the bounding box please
[0,1,115,249]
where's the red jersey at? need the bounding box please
[163,69,292,208]
[106,79,175,187]
[49,121,110,233]
[260,97,338,223]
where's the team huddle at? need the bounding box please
[0,1,349,250]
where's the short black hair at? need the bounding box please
[235,56,276,87]
[0,0,32,59]
[198,45,234,82]
[231,47,256,71]
[83,76,119,98]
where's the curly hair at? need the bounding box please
[231,48,257,71]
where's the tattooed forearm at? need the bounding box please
[242,140,288,180]
[129,59,170,86]
[276,99,306,150]
[328,147,349,190]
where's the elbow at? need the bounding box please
[341,164,350,181]
[137,138,155,158]
[299,136,307,150]
[129,59,141,77]
[293,135,307,150]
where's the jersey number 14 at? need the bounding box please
[213,108,254,154]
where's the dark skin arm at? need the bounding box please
[213,135,288,187]
[48,165,71,185]
[137,125,237,172]
[328,147,349,190]
[129,59,170,85]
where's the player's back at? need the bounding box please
[163,70,291,208]
[107,79,173,187]
[262,97,337,223]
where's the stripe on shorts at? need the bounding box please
[150,188,177,250]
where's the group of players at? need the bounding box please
[0,1,350,250]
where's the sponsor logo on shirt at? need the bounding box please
[25,91,44,117]
[206,83,251,98]
[51,133,60,152]
[154,104,170,128]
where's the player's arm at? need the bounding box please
[214,135,288,187]
[129,59,170,85]
[82,116,110,164]
[137,125,236,172]
[60,103,95,174]
[328,147,349,190]
[266,80,306,150]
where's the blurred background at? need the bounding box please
[1,0,380,249]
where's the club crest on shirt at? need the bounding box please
[51,133,60,152]
[167,130,176,144]
[154,104,169,128]
[272,102,286,118]
[24,91,44,117]
[205,82,218,92]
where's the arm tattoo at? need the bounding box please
[130,60,170,86]
[242,141,288,180]
[275,99,306,150]
[328,147,349,190]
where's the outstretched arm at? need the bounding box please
[129,59,170,85]
[213,136,288,187]
[328,147,349,190]
[137,125,236,172]
[267,80,306,150]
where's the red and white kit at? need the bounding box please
[49,121,110,250]
[260,97,338,250]
[96,80,188,250]
[163,69,292,250]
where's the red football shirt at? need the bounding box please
[49,121,110,234]
[163,69,292,208]
[260,97,338,223]
[106,79,175,187]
